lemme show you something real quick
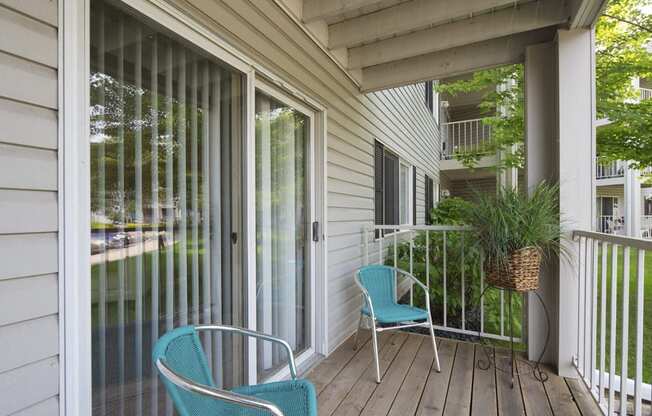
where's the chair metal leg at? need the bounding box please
[427,315,441,372]
[353,314,364,351]
[371,321,381,383]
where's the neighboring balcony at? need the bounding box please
[440,118,497,173]
[640,87,652,101]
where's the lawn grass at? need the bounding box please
[595,245,652,384]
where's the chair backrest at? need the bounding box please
[356,265,396,309]
[153,326,221,416]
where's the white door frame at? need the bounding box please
[60,0,328,414]
[251,78,319,383]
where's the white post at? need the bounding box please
[624,163,642,237]
[524,28,594,377]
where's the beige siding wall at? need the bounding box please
[0,0,60,414]
[183,0,439,351]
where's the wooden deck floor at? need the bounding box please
[306,331,602,416]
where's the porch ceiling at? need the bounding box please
[278,0,608,91]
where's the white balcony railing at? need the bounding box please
[573,230,651,415]
[596,159,626,179]
[441,118,492,160]
[640,87,652,101]
[362,224,521,343]
[597,215,625,235]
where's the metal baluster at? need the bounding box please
[599,243,608,405]
[619,246,631,416]
[442,230,446,327]
[608,244,618,414]
[633,249,645,416]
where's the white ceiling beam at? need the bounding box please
[360,27,556,92]
[302,0,404,23]
[568,0,607,28]
[329,0,520,49]
[349,1,569,69]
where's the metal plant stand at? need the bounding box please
[475,285,550,388]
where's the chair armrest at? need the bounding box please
[353,272,377,318]
[156,359,284,416]
[395,269,429,293]
[196,325,297,379]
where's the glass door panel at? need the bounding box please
[89,1,245,415]
[255,90,312,379]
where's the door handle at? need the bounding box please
[312,221,319,242]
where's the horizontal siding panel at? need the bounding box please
[328,192,372,210]
[0,274,58,326]
[328,164,372,185]
[0,6,57,68]
[9,397,59,416]
[0,190,57,234]
[328,207,373,222]
[327,178,373,198]
[327,221,372,237]
[327,149,373,177]
[0,357,58,415]
[0,315,58,373]
[0,233,57,280]
[0,98,57,149]
[0,0,57,27]
[0,52,57,109]
[0,144,57,190]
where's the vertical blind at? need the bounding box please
[89,1,243,415]
[255,91,311,379]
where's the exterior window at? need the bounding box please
[399,163,409,224]
[89,1,245,413]
[374,140,412,228]
[425,175,434,225]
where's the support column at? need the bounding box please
[525,29,594,377]
[624,164,642,237]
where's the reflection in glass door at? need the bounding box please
[89,1,245,415]
[255,89,313,379]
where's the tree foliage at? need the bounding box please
[595,0,652,169]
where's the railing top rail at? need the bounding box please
[442,118,488,126]
[365,224,472,231]
[573,229,652,250]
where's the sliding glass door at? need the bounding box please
[89,1,245,415]
[255,87,314,380]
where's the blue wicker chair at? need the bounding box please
[354,265,440,383]
[153,325,317,416]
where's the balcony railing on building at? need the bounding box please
[362,224,522,343]
[573,231,651,415]
[441,118,492,160]
[640,87,652,101]
[596,159,626,179]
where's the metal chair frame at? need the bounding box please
[353,266,441,383]
[155,324,299,416]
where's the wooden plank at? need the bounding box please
[0,52,57,109]
[565,378,602,416]
[416,338,457,416]
[316,332,391,416]
[471,345,497,416]
[361,334,423,416]
[0,98,57,149]
[0,144,57,191]
[0,1,58,27]
[0,233,57,280]
[0,6,57,68]
[387,336,436,416]
[516,358,553,416]
[443,341,475,416]
[0,315,58,373]
[333,331,408,416]
[0,356,58,415]
[0,274,57,326]
[541,366,581,416]
[0,190,57,234]
[308,332,371,394]
[495,350,525,416]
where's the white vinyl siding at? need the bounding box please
[182,0,440,353]
[0,0,59,414]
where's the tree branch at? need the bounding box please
[602,13,652,34]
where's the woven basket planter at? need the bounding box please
[485,246,541,292]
